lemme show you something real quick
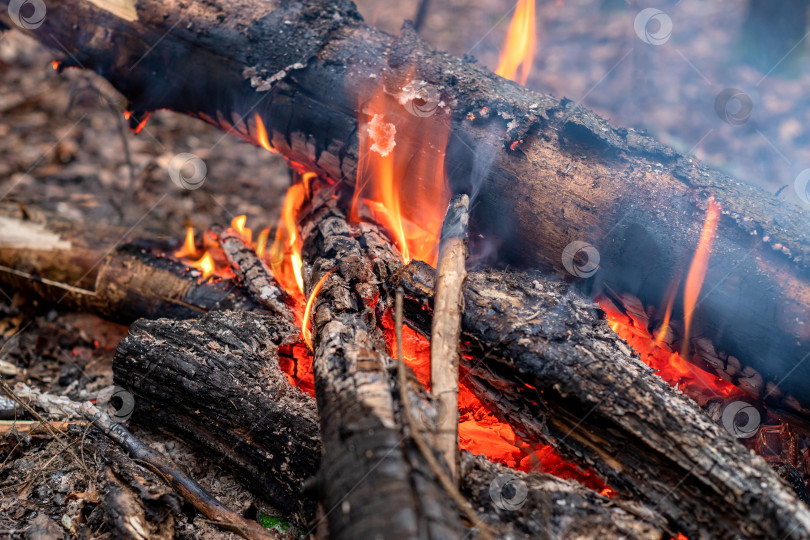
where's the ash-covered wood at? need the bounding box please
[299,195,468,539]
[5,0,810,413]
[112,310,319,524]
[213,225,295,322]
[390,261,810,540]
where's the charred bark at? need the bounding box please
[390,261,810,540]
[112,310,319,524]
[299,194,468,539]
[3,0,810,413]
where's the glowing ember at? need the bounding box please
[268,184,307,302]
[495,0,536,85]
[174,227,199,259]
[382,310,610,492]
[302,268,335,351]
[681,197,721,357]
[351,72,451,266]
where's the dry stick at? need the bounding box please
[80,402,277,540]
[0,379,92,476]
[395,289,494,540]
[0,420,85,435]
[430,194,469,481]
[212,225,295,322]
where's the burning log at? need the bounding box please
[112,309,668,538]
[212,224,296,322]
[4,0,810,414]
[0,207,260,321]
[299,195,469,539]
[390,261,810,539]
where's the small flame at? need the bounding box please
[681,198,721,357]
[254,113,274,152]
[256,227,270,259]
[230,214,252,245]
[268,184,307,300]
[189,251,216,280]
[351,72,450,265]
[302,268,335,351]
[174,227,199,259]
[495,0,536,85]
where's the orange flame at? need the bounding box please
[268,184,307,301]
[189,251,216,280]
[254,113,274,152]
[681,198,721,357]
[495,0,536,85]
[174,227,199,259]
[352,73,450,265]
[230,214,252,245]
[256,227,270,259]
[302,268,335,351]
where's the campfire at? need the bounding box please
[2,0,810,539]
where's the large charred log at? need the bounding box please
[3,0,809,413]
[389,261,810,540]
[113,310,319,524]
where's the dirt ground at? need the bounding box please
[2,0,809,537]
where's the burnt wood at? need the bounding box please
[112,310,667,539]
[3,0,810,412]
[390,261,810,540]
[113,310,319,524]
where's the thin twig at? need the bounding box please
[80,402,277,540]
[395,288,494,540]
[430,194,469,480]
